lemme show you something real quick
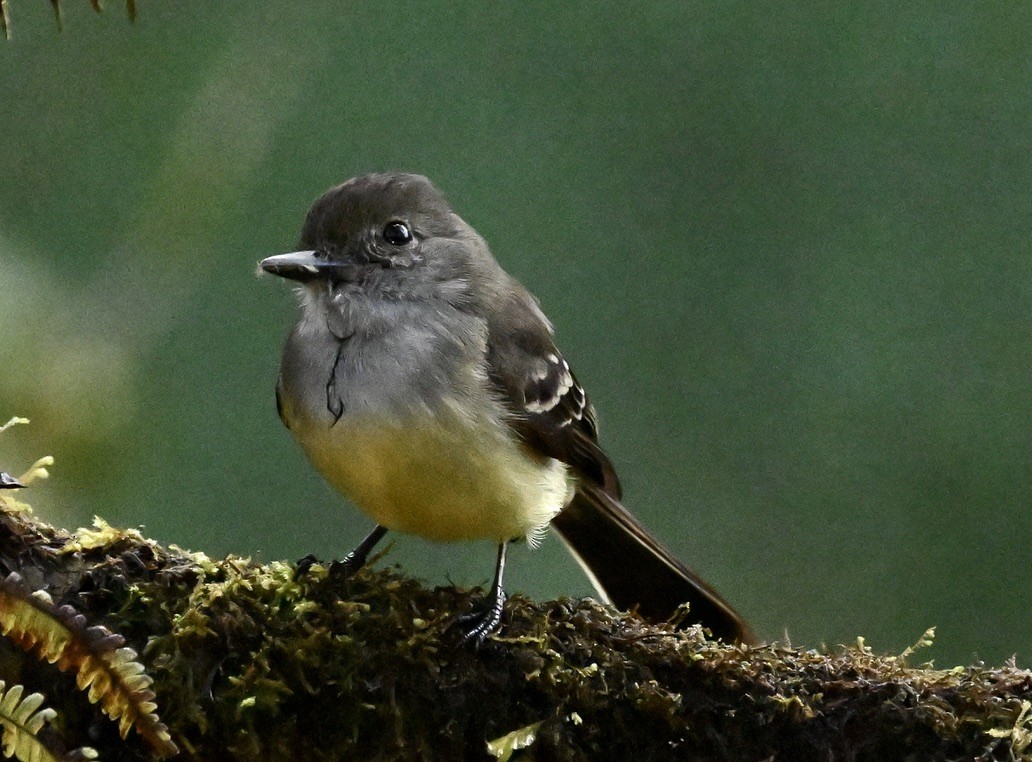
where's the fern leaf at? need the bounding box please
[0,680,97,762]
[0,573,177,758]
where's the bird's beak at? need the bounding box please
[259,250,332,282]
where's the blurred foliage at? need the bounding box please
[0,2,1029,667]
[1,0,135,40]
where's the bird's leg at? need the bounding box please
[295,525,388,580]
[458,542,508,648]
[330,524,389,579]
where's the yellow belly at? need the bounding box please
[292,407,573,543]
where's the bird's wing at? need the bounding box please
[483,277,755,643]
[484,279,621,499]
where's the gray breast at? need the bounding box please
[279,292,491,427]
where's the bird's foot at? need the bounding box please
[327,550,366,581]
[293,553,321,580]
[294,526,388,582]
[456,589,507,649]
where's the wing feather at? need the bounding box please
[484,279,621,498]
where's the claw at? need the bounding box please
[457,590,507,648]
[293,553,320,580]
[338,524,388,578]
[328,555,362,581]
[294,525,388,583]
[457,542,509,649]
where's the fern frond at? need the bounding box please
[0,680,98,762]
[0,584,71,657]
[0,573,178,758]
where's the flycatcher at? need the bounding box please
[260,173,754,646]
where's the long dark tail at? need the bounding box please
[551,482,756,644]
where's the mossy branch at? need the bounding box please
[0,505,1029,760]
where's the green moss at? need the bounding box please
[0,503,1029,760]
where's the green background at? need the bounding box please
[1,2,1028,667]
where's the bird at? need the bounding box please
[260,173,754,647]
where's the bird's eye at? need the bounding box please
[382,221,413,246]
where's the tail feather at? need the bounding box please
[551,483,756,644]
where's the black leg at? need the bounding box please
[293,553,320,579]
[330,524,388,579]
[458,542,508,648]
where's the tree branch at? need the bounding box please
[0,501,1029,760]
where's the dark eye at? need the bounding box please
[382,221,413,246]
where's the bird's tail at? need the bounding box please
[551,482,756,644]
